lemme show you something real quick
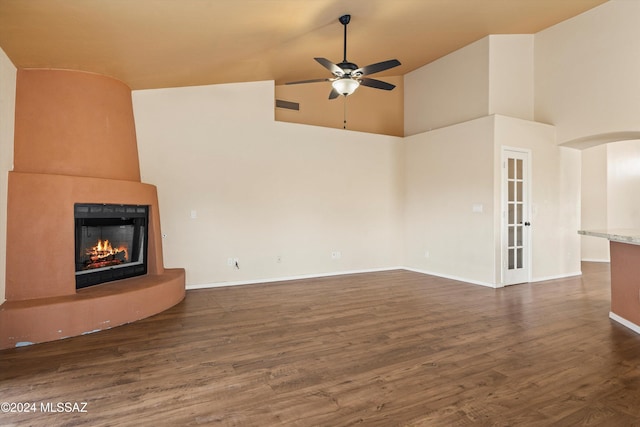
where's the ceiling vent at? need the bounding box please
[275,99,300,111]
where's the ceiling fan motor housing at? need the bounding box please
[337,62,358,76]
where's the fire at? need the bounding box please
[85,239,128,268]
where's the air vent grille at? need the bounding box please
[275,99,300,111]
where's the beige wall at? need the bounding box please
[0,47,16,304]
[402,27,581,285]
[535,0,640,263]
[494,115,581,281]
[403,114,580,287]
[607,140,640,229]
[581,144,609,261]
[488,35,534,121]
[535,0,640,145]
[404,116,496,285]
[404,37,489,136]
[404,35,535,137]
[133,81,404,286]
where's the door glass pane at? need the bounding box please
[508,226,514,246]
[517,248,523,269]
[517,181,523,202]
[516,159,523,180]
[517,226,523,246]
[516,203,522,224]
[508,158,514,179]
[508,181,514,200]
[508,204,514,224]
[509,249,514,269]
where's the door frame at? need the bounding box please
[500,146,532,286]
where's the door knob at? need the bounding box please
[524,221,531,226]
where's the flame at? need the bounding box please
[87,239,128,263]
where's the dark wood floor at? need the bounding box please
[2,262,640,426]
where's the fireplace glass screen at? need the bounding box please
[75,204,148,289]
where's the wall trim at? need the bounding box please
[185,266,405,290]
[580,258,610,263]
[530,271,582,283]
[609,312,640,335]
[186,267,583,291]
[394,267,497,288]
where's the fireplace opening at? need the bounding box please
[75,204,149,289]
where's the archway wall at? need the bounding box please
[535,0,640,146]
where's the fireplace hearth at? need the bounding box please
[75,203,148,289]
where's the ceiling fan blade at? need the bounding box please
[328,88,341,99]
[354,59,401,76]
[315,57,344,76]
[360,78,396,91]
[285,78,331,85]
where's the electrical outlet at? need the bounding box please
[276,255,282,263]
[331,251,341,259]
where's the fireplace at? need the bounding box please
[75,203,148,289]
[0,69,185,350]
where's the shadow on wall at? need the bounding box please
[274,76,404,137]
[560,131,640,149]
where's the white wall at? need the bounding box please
[133,81,404,286]
[404,116,496,286]
[580,144,609,261]
[535,0,640,145]
[404,37,490,136]
[0,47,16,304]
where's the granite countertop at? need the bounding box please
[578,229,640,245]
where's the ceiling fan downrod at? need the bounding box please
[339,14,351,63]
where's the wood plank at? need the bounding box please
[1,262,640,425]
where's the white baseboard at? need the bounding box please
[609,312,640,335]
[185,266,404,290]
[581,258,610,263]
[401,267,497,288]
[530,271,583,283]
[186,267,582,291]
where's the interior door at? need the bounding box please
[502,148,531,285]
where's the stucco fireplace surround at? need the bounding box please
[0,69,185,349]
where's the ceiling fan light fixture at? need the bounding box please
[332,77,360,96]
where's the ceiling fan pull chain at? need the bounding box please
[343,96,347,129]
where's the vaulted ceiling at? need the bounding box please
[0,0,607,90]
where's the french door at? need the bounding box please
[502,148,531,285]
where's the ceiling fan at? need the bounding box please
[286,14,401,99]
